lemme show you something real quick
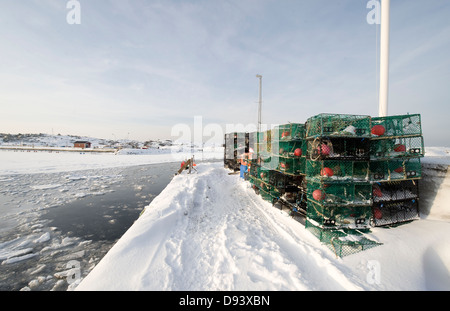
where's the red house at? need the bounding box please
[74,141,92,149]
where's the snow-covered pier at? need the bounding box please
[76,150,450,291]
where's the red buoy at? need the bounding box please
[313,189,325,201]
[294,148,302,157]
[394,167,403,173]
[373,187,383,198]
[394,144,406,152]
[318,144,330,156]
[320,167,334,177]
[371,125,386,136]
[373,208,383,220]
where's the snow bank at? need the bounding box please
[420,147,450,220]
[77,157,450,291]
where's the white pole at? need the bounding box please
[256,75,262,133]
[379,0,390,117]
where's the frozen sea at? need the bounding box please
[0,150,186,291]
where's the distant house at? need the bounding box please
[74,141,92,149]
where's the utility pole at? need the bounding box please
[256,74,262,133]
[379,0,390,117]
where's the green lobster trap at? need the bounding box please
[272,123,306,141]
[268,169,288,188]
[372,180,419,203]
[277,184,307,210]
[305,219,381,257]
[372,199,419,227]
[255,166,272,183]
[306,200,373,229]
[306,113,372,139]
[370,136,424,160]
[224,132,248,170]
[370,158,422,182]
[248,132,259,154]
[255,181,280,204]
[306,180,373,206]
[248,161,258,181]
[306,159,370,182]
[258,129,272,144]
[307,137,370,161]
[371,114,422,138]
[273,156,306,175]
[248,174,258,188]
[256,150,272,166]
[276,140,307,158]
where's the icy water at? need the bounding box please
[0,162,179,291]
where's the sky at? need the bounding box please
[0,0,449,146]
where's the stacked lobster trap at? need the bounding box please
[223,132,248,171]
[369,114,424,226]
[247,124,308,217]
[224,113,424,257]
[304,114,380,256]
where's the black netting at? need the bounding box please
[372,199,419,227]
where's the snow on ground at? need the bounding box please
[76,147,450,291]
[1,145,449,291]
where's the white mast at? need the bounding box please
[379,0,390,117]
[256,74,262,133]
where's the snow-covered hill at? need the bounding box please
[0,133,113,148]
[0,133,224,161]
[76,147,450,291]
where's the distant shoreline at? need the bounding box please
[0,146,116,153]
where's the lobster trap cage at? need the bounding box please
[223,133,235,161]
[370,136,425,160]
[227,112,424,258]
[306,180,373,207]
[276,140,307,158]
[253,165,271,183]
[306,200,373,229]
[307,137,370,161]
[255,150,272,166]
[372,180,419,203]
[270,156,306,175]
[371,114,422,138]
[248,132,258,154]
[370,158,422,182]
[278,184,307,203]
[306,160,370,182]
[306,113,372,139]
[272,123,306,141]
[255,180,282,203]
[305,219,381,257]
[258,129,272,144]
[224,132,248,160]
[372,199,419,227]
[268,169,289,189]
